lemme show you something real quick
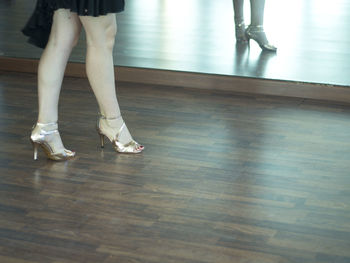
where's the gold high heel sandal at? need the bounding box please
[245,25,277,52]
[96,115,144,154]
[30,122,76,161]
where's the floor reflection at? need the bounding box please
[234,43,277,78]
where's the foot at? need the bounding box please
[235,20,247,42]
[30,122,75,160]
[245,25,277,52]
[98,115,144,153]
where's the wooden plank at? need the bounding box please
[1,71,350,263]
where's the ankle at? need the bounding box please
[100,113,121,123]
[248,24,264,31]
[36,121,57,127]
[33,122,58,134]
[99,109,121,119]
[235,18,245,26]
[37,115,58,125]
[101,116,123,129]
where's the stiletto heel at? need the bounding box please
[245,25,277,52]
[32,141,39,160]
[96,114,144,154]
[99,133,105,148]
[30,122,76,161]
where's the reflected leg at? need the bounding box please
[246,0,277,51]
[250,0,265,26]
[233,0,247,42]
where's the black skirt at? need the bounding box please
[22,0,125,49]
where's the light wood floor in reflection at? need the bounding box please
[0,0,350,86]
[1,71,350,263]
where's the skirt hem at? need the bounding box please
[22,0,125,49]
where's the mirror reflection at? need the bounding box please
[0,0,349,86]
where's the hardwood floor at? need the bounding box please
[1,71,350,263]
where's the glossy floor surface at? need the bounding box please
[1,71,350,262]
[0,0,350,86]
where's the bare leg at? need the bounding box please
[79,14,120,119]
[32,9,82,154]
[38,9,82,123]
[79,14,143,149]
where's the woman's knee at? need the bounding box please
[49,10,82,50]
[48,29,81,52]
[81,14,117,51]
[88,24,117,51]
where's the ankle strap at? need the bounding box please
[34,122,59,135]
[236,21,245,27]
[99,114,122,121]
[248,25,264,30]
[36,122,57,127]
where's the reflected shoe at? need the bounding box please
[96,115,144,154]
[245,25,277,52]
[30,122,76,161]
[235,20,247,42]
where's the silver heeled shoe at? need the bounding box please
[235,20,247,42]
[30,122,76,161]
[96,115,144,154]
[245,25,277,52]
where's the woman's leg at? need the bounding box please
[246,0,277,51]
[79,14,142,148]
[37,9,82,123]
[233,0,247,42]
[33,9,82,155]
[250,0,265,26]
[78,14,119,118]
[233,0,245,24]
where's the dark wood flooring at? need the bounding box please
[1,0,350,86]
[1,70,350,262]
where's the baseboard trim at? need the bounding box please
[1,56,349,103]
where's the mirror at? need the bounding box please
[0,0,349,87]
